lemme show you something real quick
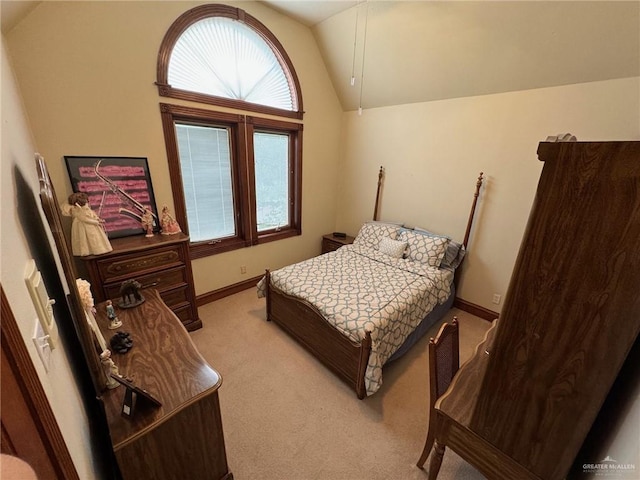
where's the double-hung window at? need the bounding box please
[156,4,303,258]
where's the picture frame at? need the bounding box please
[65,156,159,239]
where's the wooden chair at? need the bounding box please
[416,317,460,469]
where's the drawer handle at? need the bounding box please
[140,280,159,289]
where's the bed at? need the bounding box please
[258,170,484,398]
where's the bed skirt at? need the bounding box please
[386,286,455,363]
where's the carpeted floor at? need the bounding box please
[190,288,490,480]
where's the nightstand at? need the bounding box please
[321,233,355,254]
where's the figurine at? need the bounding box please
[61,192,112,256]
[160,205,181,235]
[140,208,154,237]
[100,350,120,389]
[119,279,144,308]
[106,300,122,329]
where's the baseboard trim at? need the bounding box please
[196,275,262,307]
[453,297,498,322]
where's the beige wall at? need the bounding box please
[1,36,99,479]
[337,77,640,311]
[5,1,344,296]
[4,1,640,476]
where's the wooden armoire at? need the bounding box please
[431,141,640,479]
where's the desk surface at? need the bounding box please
[436,320,497,426]
[95,289,221,449]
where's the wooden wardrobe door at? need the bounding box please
[470,142,640,479]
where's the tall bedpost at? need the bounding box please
[264,269,271,321]
[373,166,384,221]
[463,172,484,248]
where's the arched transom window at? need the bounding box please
[157,3,303,119]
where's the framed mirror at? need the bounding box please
[36,154,106,395]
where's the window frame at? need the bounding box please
[156,3,304,120]
[157,4,304,259]
[160,103,302,259]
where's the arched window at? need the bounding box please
[157,4,303,258]
[157,3,303,119]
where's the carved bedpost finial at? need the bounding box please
[476,172,484,192]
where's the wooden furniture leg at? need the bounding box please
[416,430,434,469]
[428,441,446,480]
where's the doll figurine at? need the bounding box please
[100,350,120,389]
[62,192,112,256]
[106,300,122,329]
[160,205,182,235]
[140,208,154,237]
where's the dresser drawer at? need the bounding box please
[173,304,194,325]
[97,246,185,283]
[160,286,189,308]
[102,266,187,301]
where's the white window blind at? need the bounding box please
[168,17,294,111]
[175,124,235,242]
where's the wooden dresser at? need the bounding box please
[81,233,201,331]
[429,141,640,479]
[95,289,232,480]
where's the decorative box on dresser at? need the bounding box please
[81,232,201,331]
[428,141,640,479]
[321,233,355,254]
[95,289,232,480]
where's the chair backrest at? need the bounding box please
[429,318,460,407]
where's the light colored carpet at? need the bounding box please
[190,288,489,480]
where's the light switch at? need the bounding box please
[24,259,58,349]
[32,320,52,371]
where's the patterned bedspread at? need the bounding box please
[257,244,453,396]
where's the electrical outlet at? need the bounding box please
[240,266,247,274]
[492,293,502,305]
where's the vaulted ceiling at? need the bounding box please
[4,1,639,112]
[278,1,640,111]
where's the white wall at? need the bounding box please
[1,36,100,479]
[337,77,640,311]
[5,1,344,296]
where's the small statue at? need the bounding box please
[110,331,134,354]
[119,279,144,308]
[100,350,120,389]
[160,205,182,235]
[140,208,154,237]
[106,300,122,329]
[61,192,112,256]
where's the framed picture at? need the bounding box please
[65,156,159,239]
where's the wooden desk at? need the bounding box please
[95,290,232,480]
[430,321,541,479]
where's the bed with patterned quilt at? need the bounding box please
[258,173,483,399]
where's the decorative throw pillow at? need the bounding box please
[398,230,449,267]
[414,227,466,270]
[353,222,401,250]
[378,237,407,259]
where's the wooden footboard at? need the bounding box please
[265,270,372,399]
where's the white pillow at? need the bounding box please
[378,237,407,259]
